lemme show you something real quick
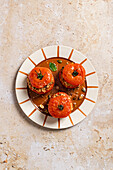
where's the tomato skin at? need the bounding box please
[62,63,85,86]
[48,92,73,118]
[59,70,77,88]
[28,67,53,88]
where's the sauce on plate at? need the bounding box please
[27,57,87,116]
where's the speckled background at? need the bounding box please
[0,0,113,169]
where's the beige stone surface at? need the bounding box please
[0,0,113,169]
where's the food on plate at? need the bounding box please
[27,67,54,94]
[59,63,85,88]
[48,92,73,118]
[27,57,87,117]
[49,62,57,72]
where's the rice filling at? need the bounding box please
[27,77,54,93]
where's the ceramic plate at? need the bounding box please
[15,45,98,129]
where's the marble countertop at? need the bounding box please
[0,0,113,169]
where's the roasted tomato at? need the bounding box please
[59,69,76,88]
[62,63,85,87]
[27,67,54,94]
[48,92,73,118]
[28,67,53,88]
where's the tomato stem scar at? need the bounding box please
[72,70,78,77]
[58,105,64,110]
[35,69,44,80]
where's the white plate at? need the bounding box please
[15,45,98,129]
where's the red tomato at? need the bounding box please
[62,63,85,86]
[59,70,76,88]
[28,67,53,88]
[48,92,73,118]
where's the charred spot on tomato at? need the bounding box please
[72,70,78,77]
[58,105,64,110]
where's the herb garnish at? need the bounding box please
[35,70,44,80]
[72,70,78,77]
[58,105,64,110]
[49,62,57,72]
[81,87,86,92]
[57,60,62,63]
